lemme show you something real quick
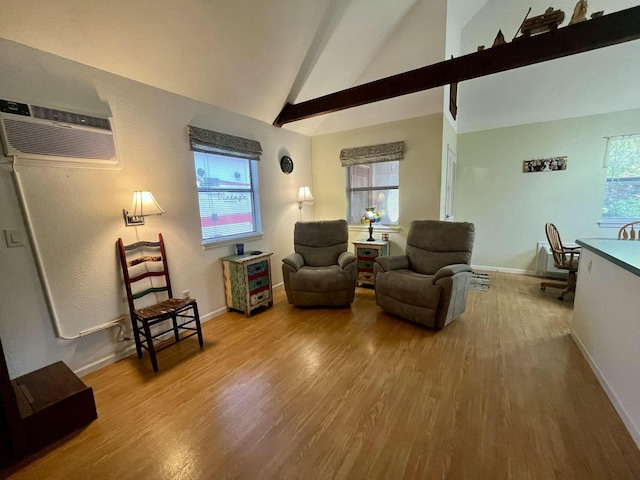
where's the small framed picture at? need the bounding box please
[381,233,390,241]
[523,156,567,173]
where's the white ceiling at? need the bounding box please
[0,0,637,135]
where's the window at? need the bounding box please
[188,126,262,244]
[341,141,404,225]
[601,134,640,224]
[347,162,399,225]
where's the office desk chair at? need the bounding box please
[540,223,580,300]
[618,221,640,240]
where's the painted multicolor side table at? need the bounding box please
[353,240,390,287]
[221,252,273,316]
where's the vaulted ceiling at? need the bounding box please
[0,0,637,136]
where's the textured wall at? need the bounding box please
[0,38,311,378]
[456,109,640,272]
[310,114,444,255]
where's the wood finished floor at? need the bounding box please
[3,272,640,479]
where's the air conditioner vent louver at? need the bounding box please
[31,105,112,131]
[3,118,115,160]
[0,98,119,168]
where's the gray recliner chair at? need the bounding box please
[282,220,357,307]
[373,220,475,328]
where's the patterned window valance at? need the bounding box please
[340,141,404,167]
[188,125,262,161]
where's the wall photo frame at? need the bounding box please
[523,156,567,173]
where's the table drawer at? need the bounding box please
[358,272,375,283]
[247,260,268,276]
[249,274,270,292]
[250,289,271,306]
[357,247,380,257]
[358,260,374,271]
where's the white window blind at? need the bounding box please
[189,126,262,244]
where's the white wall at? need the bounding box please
[458,0,640,134]
[0,38,312,378]
[0,0,332,127]
[456,109,640,272]
[311,114,444,255]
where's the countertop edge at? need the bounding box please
[576,238,640,277]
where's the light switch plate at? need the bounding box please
[4,228,25,248]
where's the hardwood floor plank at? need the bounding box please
[2,273,639,479]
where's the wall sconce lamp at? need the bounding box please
[296,186,314,220]
[123,190,165,226]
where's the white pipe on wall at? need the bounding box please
[11,158,124,339]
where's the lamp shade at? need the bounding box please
[130,191,165,217]
[296,186,314,203]
[361,207,381,225]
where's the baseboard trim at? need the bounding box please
[201,306,229,322]
[570,329,640,449]
[75,344,138,378]
[471,265,536,276]
[75,305,231,378]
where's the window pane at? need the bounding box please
[195,153,252,190]
[602,178,640,219]
[198,191,255,240]
[194,151,259,242]
[348,188,399,225]
[601,135,640,220]
[371,161,398,187]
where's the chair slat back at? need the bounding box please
[117,234,173,314]
[618,221,640,240]
[545,223,567,267]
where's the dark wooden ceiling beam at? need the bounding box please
[274,6,640,127]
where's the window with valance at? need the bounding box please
[342,141,404,225]
[188,125,263,244]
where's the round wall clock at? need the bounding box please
[280,155,294,174]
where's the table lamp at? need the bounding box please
[361,207,381,241]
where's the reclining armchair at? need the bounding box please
[373,220,475,328]
[282,220,357,307]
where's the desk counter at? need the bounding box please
[571,238,640,449]
[575,238,640,277]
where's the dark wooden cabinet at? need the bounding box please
[0,337,97,467]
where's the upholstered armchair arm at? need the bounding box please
[338,251,356,269]
[374,255,410,272]
[282,253,304,272]
[433,263,472,283]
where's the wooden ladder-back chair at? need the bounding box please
[540,223,580,300]
[117,233,203,372]
[618,221,640,240]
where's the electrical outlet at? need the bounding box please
[182,290,190,298]
[4,228,24,248]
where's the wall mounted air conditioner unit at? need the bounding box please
[0,98,119,169]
